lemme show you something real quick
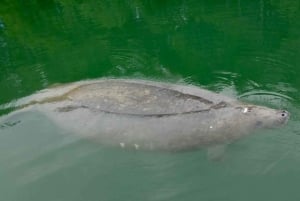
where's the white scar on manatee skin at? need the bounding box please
[243,107,248,113]
[0,78,290,152]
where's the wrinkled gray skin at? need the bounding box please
[0,79,289,151]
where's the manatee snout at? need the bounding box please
[277,110,289,125]
[263,109,290,128]
[250,107,289,129]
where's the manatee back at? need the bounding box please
[67,80,215,115]
[0,79,237,116]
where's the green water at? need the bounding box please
[1,0,300,200]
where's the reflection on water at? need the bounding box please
[1,0,300,201]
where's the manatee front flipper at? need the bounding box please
[207,144,227,161]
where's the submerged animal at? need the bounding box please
[0,78,289,152]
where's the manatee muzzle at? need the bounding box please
[278,110,289,125]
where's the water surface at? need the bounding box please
[1,1,300,201]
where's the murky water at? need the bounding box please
[1,1,300,201]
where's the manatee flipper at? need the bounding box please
[207,144,227,161]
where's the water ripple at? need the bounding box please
[238,90,293,109]
[31,63,49,87]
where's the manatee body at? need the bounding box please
[0,79,289,151]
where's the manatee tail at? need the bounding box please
[0,119,21,130]
[0,106,35,131]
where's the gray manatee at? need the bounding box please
[0,78,289,152]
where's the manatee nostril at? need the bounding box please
[280,110,289,118]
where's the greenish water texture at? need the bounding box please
[0,1,300,201]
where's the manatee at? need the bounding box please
[0,78,289,152]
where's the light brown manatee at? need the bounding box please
[0,78,289,153]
